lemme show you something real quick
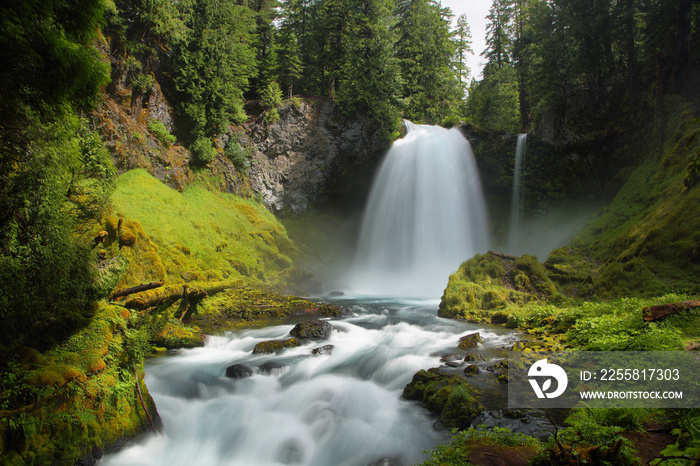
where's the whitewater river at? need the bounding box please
[101,296,517,466]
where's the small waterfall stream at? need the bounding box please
[507,134,527,253]
[350,122,490,298]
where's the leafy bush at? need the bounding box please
[224,135,253,174]
[189,137,217,165]
[147,119,176,146]
[262,81,283,125]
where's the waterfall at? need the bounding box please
[507,134,527,253]
[350,121,490,298]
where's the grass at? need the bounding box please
[109,169,300,290]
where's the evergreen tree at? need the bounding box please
[454,13,473,95]
[276,28,304,98]
[173,0,257,149]
[336,0,403,134]
[483,0,514,72]
[395,0,461,123]
[249,0,281,96]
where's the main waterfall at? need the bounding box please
[350,122,490,298]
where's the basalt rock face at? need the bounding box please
[245,98,390,215]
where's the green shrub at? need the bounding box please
[224,135,253,174]
[147,119,176,146]
[190,137,217,165]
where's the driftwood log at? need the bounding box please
[643,299,700,322]
[487,250,519,261]
[111,280,165,300]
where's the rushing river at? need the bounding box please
[101,297,516,466]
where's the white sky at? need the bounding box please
[441,0,493,80]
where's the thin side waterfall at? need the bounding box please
[350,121,490,298]
[507,133,527,253]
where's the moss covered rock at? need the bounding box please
[439,252,561,322]
[402,368,483,429]
[252,338,301,354]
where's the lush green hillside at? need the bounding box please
[108,169,304,290]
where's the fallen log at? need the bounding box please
[642,299,700,322]
[487,250,519,261]
[111,280,165,300]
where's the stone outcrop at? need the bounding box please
[290,320,333,340]
[244,98,389,214]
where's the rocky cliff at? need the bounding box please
[93,66,388,216]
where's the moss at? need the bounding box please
[152,319,204,349]
[439,253,560,322]
[252,338,300,354]
[403,368,483,429]
[0,303,158,465]
[110,169,302,291]
[191,287,347,333]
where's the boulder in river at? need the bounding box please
[457,332,484,350]
[253,338,301,354]
[225,364,253,379]
[290,320,332,340]
[464,364,480,376]
[403,367,483,429]
[312,344,334,355]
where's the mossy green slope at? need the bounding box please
[0,304,158,465]
[110,169,303,290]
[441,108,700,320]
[565,110,700,296]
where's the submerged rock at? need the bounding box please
[252,338,301,354]
[312,344,334,355]
[290,320,332,340]
[258,361,287,374]
[225,364,253,379]
[440,353,464,363]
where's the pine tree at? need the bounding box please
[395,0,461,123]
[454,13,473,95]
[336,0,403,134]
[173,0,257,146]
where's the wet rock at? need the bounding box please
[290,320,332,340]
[464,353,485,362]
[312,344,334,355]
[252,338,301,354]
[446,360,464,368]
[258,361,287,374]
[440,353,463,363]
[403,367,483,429]
[225,364,253,379]
[464,364,480,376]
[457,332,484,350]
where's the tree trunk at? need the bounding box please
[111,280,165,300]
[642,300,700,322]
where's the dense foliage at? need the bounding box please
[0,0,112,356]
[466,0,700,137]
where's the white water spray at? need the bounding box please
[507,134,527,253]
[350,122,490,298]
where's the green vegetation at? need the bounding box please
[421,427,541,466]
[0,304,158,465]
[110,169,301,289]
[147,119,176,146]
